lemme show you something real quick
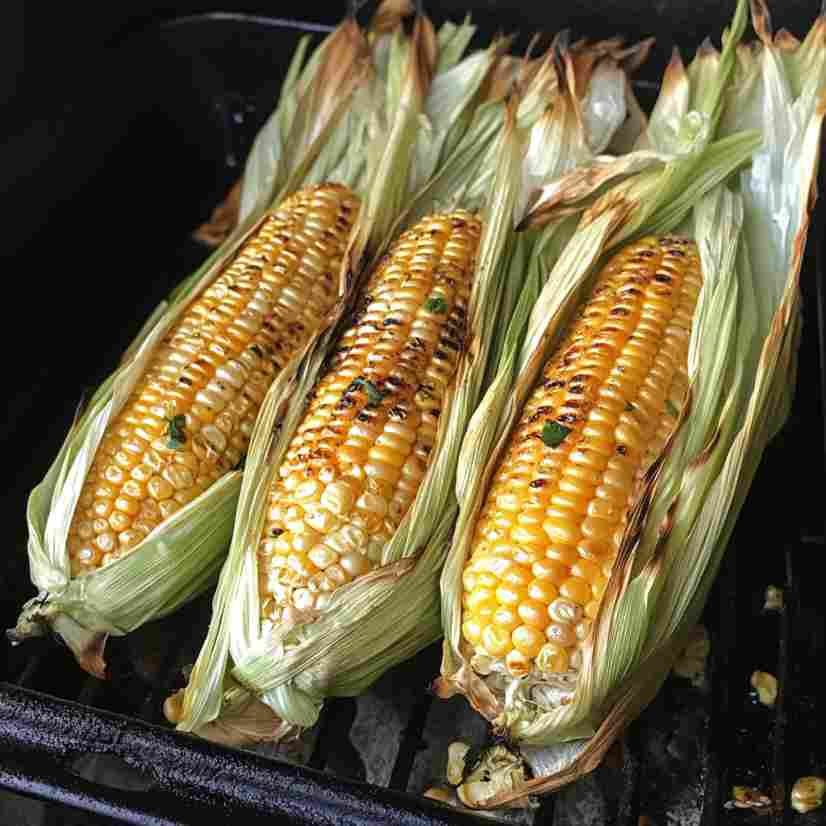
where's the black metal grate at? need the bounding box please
[2,9,826,825]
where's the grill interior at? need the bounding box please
[2,8,826,825]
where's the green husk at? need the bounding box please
[9,8,413,676]
[437,0,826,806]
[170,35,647,744]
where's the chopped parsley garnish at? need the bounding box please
[541,421,572,448]
[424,296,448,314]
[165,414,187,450]
[351,377,386,407]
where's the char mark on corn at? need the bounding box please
[460,236,702,679]
[257,211,482,626]
[67,184,360,575]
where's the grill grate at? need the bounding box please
[3,9,826,825]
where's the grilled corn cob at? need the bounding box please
[67,183,359,576]
[460,236,702,678]
[258,211,481,620]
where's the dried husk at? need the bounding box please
[169,36,648,744]
[9,7,412,676]
[437,0,826,806]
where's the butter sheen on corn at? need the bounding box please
[461,236,703,678]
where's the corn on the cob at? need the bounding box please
[67,183,359,576]
[460,236,702,678]
[258,211,481,621]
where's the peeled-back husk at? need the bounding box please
[9,9,405,676]
[169,35,650,744]
[436,0,826,806]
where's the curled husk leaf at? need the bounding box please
[437,0,826,804]
[9,11,396,676]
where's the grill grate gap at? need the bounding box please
[388,685,435,792]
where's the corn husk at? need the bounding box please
[8,6,427,676]
[436,0,826,806]
[168,35,649,744]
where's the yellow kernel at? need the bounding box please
[492,606,519,632]
[560,576,592,605]
[76,546,102,566]
[131,464,154,483]
[531,559,568,585]
[159,499,180,520]
[495,583,528,608]
[546,622,577,647]
[501,564,532,588]
[115,496,141,516]
[481,624,513,657]
[121,480,145,500]
[585,600,600,619]
[527,579,558,604]
[512,625,545,658]
[571,559,602,584]
[544,516,581,545]
[587,498,623,521]
[118,530,144,550]
[174,488,199,506]
[548,598,583,624]
[93,499,113,518]
[592,574,608,600]
[108,511,131,533]
[581,516,615,542]
[104,465,125,485]
[576,538,613,560]
[536,643,570,673]
[475,572,499,589]
[148,476,174,501]
[512,547,544,567]
[462,618,484,645]
[95,532,116,553]
[546,545,579,566]
[368,445,406,468]
[510,525,546,548]
[467,587,496,612]
[517,600,550,630]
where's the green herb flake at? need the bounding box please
[541,421,572,449]
[424,296,448,314]
[165,413,187,450]
[666,399,680,418]
[352,377,386,407]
